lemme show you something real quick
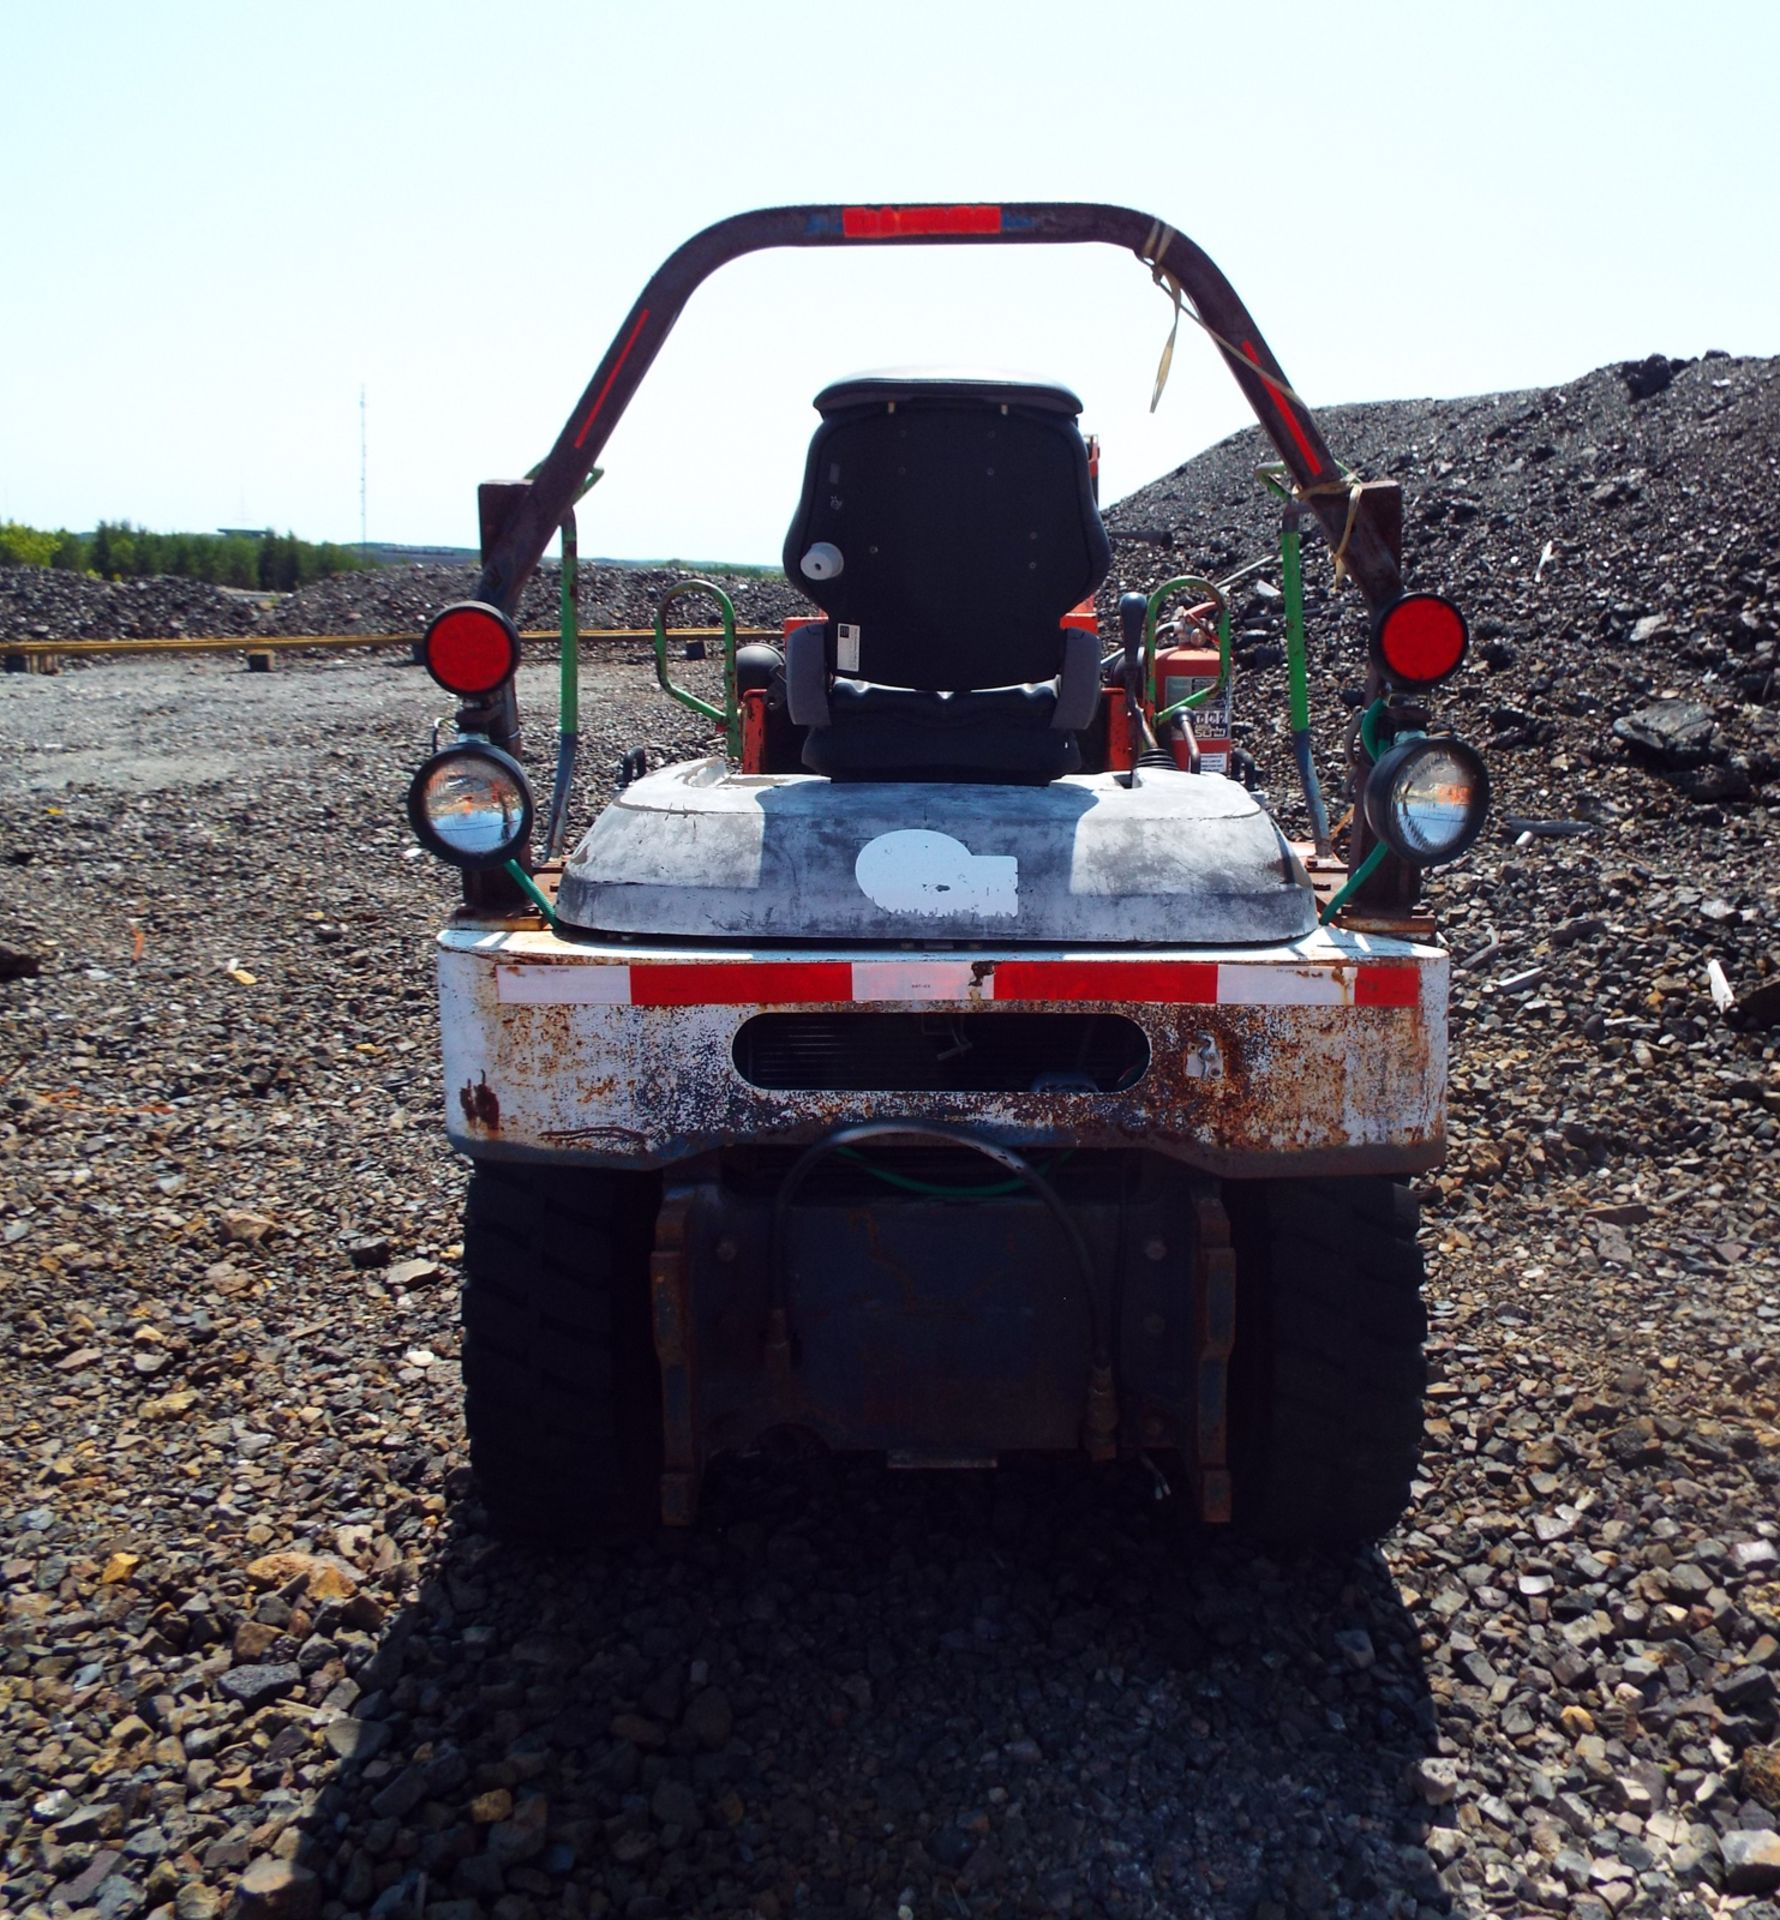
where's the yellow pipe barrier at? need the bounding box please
[1,626,778,660]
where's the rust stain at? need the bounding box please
[458,1072,500,1131]
[540,1122,647,1145]
[443,938,1444,1175]
[521,1005,578,1052]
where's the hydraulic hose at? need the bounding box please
[544,508,580,859]
[1281,510,1332,855]
[765,1121,1118,1458]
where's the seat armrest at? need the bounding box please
[1051,625,1102,730]
[785,623,831,727]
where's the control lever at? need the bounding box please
[1118,591,1174,781]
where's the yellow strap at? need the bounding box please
[1259,460,1366,587]
[1137,235,1365,585]
[1150,268,1182,413]
[1298,477,1366,585]
[1141,224,1184,412]
[1138,223,1318,416]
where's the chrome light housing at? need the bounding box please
[407,740,534,869]
[1362,735,1489,866]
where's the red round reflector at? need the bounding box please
[421,602,521,697]
[1372,594,1469,689]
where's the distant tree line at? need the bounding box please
[0,520,373,591]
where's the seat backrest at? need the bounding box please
[781,372,1111,692]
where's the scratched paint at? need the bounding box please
[438,927,1446,1177]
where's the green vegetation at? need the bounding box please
[0,520,373,590]
[649,557,780,578]
[0,524,65,568]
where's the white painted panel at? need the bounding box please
[1217,965,1349,1007]
[850,961,989,1003]
[495,965,633,1006]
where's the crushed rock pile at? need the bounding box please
[1103,351,1778,819]
[0,562,807,646]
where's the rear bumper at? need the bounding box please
[437,923,1447,1178]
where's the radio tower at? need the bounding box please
[359,386,368,557]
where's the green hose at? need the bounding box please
[1317,842,1388,925]
[559,514,579,750]
[502,858,559,929]
[836,1145,1074,1198]
[1318,703,1403,921]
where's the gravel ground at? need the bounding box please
[2,353,1779,1920]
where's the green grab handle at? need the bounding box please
[653,578,741,758]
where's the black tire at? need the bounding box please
[460,1160,662,1541]
[1223,1176,1427,1546]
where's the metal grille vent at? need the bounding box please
[732,1012,1148,1094]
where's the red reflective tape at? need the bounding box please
[629,961,852,1008]
[572,308,651,451]
[993,961,1218,1003]
[1355,966,1421,1009]
[1240,339,1321,477]
[842,204,1003,238]
[610,956,1419,1010]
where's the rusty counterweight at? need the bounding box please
[438,926,1446,1181]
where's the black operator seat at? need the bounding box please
[780,370,1112,783]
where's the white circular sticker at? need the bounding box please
[854,829,1018,918]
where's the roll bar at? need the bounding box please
[474,202,1404,616]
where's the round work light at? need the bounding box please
[1362,735,1490,866]
[407,741,534,869]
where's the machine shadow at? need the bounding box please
[297,1457,1451,1919]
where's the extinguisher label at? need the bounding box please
[1163,675,1232,735]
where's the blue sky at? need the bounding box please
[4,0,1773,561]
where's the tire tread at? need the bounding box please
[1226,1175,1427,1545]
[459,1161,660,1541]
